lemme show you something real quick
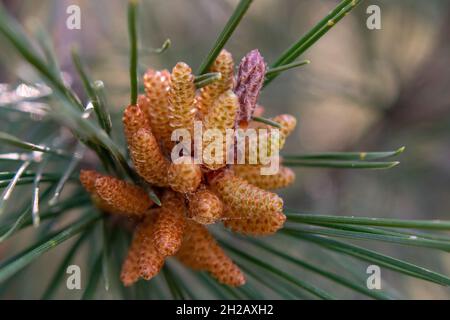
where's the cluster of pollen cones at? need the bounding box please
[79,49,297,287]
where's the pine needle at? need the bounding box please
[48,144,85,206]
[197,0,254,75]
[128,0,139,106]
[0,161,31,216]
[0,214,100,284]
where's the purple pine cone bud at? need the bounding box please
[234,49,266,124]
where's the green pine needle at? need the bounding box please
[0,214,100,284]
[265,0,362,86]
[128,0,139,106]
[35,24,61,79]
[285,224,450,251]
[0,176,69,188]
[194,72,222,88]
[220,239,335,300]
[0,132,70,158]
[285,212,450,230]
[0,187,52,243]
[42,230,91,299]
[71,48,112,135]
[283,146,405,161]
[245,238,392,300]
[31,158,50,227]
[0,161,31,216]
[48,144,85,206]
[0,195,90,243]
[251,116,282,128]
[197,0,254,75]
[265,59,310,77]
[143,38,171,54]
[162,266,186,300]
[0,5,83,110]
[82,252,103,299]
[284,159,399,169]
[102,221,112,292]
[284,231,450,286]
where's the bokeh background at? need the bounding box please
[1,0,450,299]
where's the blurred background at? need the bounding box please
[1,0,450,299]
